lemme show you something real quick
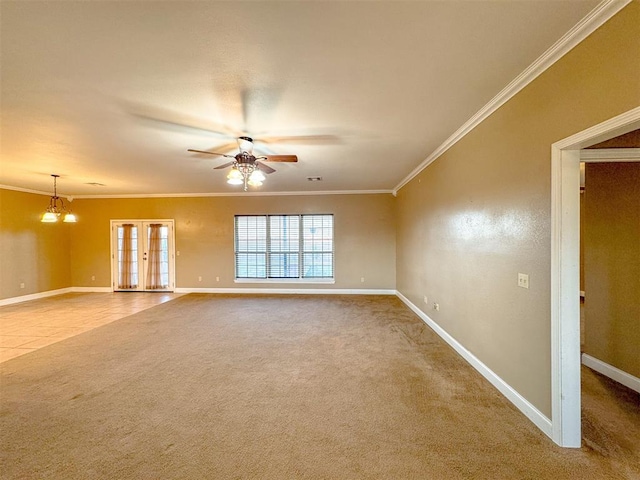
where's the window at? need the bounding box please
[235,214,334,280]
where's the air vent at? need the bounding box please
[307,176,322,182]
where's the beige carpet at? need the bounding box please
[0,294,637,479]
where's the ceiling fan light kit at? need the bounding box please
[248,169,265,186]
[226,168,244,185]
[224,157,265,190]
[41,174,77,223]
[188,136,298,191]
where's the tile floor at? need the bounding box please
[0,292,182,363]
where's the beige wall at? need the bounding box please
[70,194,396,290]
[396,3,640,417]
[584,162,640,378]
[0,188,72,300]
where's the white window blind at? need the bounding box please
[235,214,334,279]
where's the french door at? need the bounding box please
[111,220,175,292]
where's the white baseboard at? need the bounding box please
[396,291,553,439]
[582,353,640,394]
[0,287,73,307]
[0,286,117,306]
[174,287,396,295]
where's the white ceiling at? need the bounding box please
[1,1,601,196]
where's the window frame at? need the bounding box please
[234,214,335,283]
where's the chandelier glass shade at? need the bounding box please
[226,162,266,190]
[226,168,243,185]
[41,175,76,223]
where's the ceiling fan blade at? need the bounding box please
[261,155,298,163]
[206,141,239,155]
[214,161,236,170]
[240,86,283,134]
[123,101,241,137]
[258,135,341,145]
[256,161,276,174]
[188,149,236,158]
[241,88,250,132]
[134,115,230,137]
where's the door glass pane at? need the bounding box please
[117,224,138,289]
[146,224,170,289]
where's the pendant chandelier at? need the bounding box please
[41,174,77,223]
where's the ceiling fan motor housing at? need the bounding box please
[236,151,257,165]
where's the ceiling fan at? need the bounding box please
[188,136,298,191]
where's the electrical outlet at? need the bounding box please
[91,275,95,281]
[20,282,25,289]
[423,295,428,304]
[198,276,202,282]
[360,277,365,283]
[433,303,440,311]
[216,276,220,282]
[518,273,529,289]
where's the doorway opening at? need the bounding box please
[579,152,640,464]
[550,106,640,447]
[110,220,176,292]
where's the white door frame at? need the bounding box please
[550,106,640,447]
[110,219,176,292]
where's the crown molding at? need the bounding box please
[393,0,632,195]
[0,184,52,196]
[69,189,394,199]
[0,185,393,199]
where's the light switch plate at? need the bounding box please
[518,273,529,289]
